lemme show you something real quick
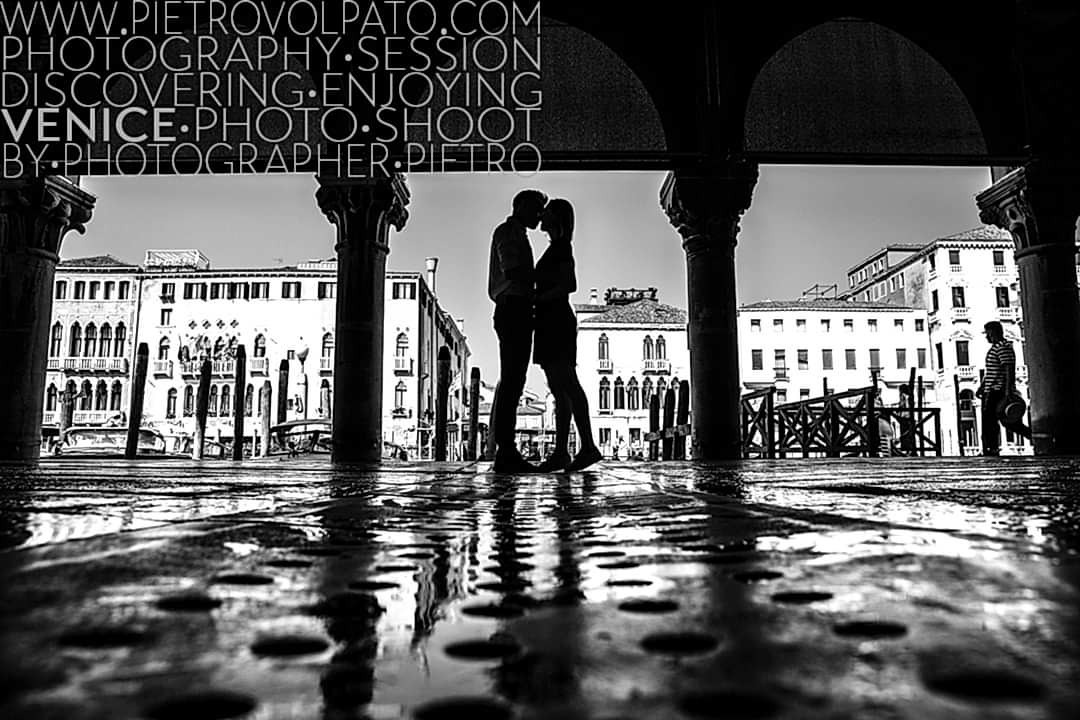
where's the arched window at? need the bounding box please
[599,377,610,410]
[254,334,266,357]
[184,385,195,416]
[220,385,231,416]
[320,379,331,417]
[598,334,609,360]
[99,324,112,357]
[213,337,225,358]
[114,323,127,357]
[65,380,77,405]
[394,381,407,408]
[245,384,254,416]
[322,332,334,357]
[69,322,82,357]
[208,385,218,416]
[627,378,639,411]
[83,323,97,357]
[79,380,92,410]
[614,377,625,410]
[50,323,63,357]
[158,337,170,360]
[643,335,654,359]
[166,388,177,418]
[395,332,408,357]
[257,384,268,417]
[95,380,108,410]
[642,378,654,409]
[656,335,666,359]
[110,381,122,411]
[45,384,57,412]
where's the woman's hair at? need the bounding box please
[547,198,575,241]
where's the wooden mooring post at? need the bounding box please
[435,347,450,461]
[648,394,660,461]
[468,368,480,460]
[260,380,272,458]
[232,345,246,460]
[124,343,149,459]
[674,380,690,459]
[192,359,212,460]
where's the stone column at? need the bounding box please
[977,161,1080,454]
[0,177,95,460]
[317,175,409,463]
[661,160,758,461]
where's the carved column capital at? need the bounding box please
[977,159,1080,255]
[0,176,95,260]
[660,159,759,256]
[315,175,410,254]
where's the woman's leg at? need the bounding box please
[565,366,597,450]
[544,365,573,456]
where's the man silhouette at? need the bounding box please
[976,320,1032,455]
[488,189,547,473]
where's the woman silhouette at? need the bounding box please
[533,199,602,471]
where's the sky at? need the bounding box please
[77,166,992,392]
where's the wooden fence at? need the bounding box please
[741,385,941,459]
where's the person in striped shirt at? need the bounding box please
[976,321,1032,455]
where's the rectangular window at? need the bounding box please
[751,349,763,370]
[931,290,939,311]
[896,348,907,369]
[918,348,927,369]
[89,281,99,299]
[956,340,970,366]
[287,350,296,360]
[869,348,881,370]
[995,287,1010,308]
[210,283,222,299]
[822,349,833,370]
[894,319,904,330]
[161,282,175,301]
[773,319,783,332]
[118,281,130,299]
[951,287,966,308]
[845,349,857,370]
[392,283,402,299]
[993,250,1005,267]
[797,349,808,370]
[821,319,830,332]
[868,319,878,332]
[282,281,301,299]
[935,342,944,369]
[915,319,925,332]
[55,281,66,299]
[800,388,811,399]
[104,281,114,299]
[74,281,85,299]
[843,319,853,332]
[774,349,786,370]
[183,282,195,300]
[318,282,336,299]
[160,308,172,326]
[776,389,787,403]
[599,428,611,446]
[750,319,761,332]
[949,249,961,266]
[796,319,806,332]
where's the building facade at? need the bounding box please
[841,226,1032,455]
[44,252,469,458]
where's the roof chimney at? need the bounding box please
[425,257,438,294]
[589,288,598,304]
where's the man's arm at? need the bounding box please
[494,230,533,285]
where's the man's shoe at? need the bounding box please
[565,446,602,472]
[493,452,539,474]
[537,451,571,472]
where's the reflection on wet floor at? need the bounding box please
[1,457,1079,718]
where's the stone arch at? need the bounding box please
[743,18,988,158]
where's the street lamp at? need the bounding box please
[297,346,309,420]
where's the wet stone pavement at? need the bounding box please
[2,457,1080,719]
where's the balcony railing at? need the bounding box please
[598,358,613,372]
[1017,365,1029,383]
[956,365,977,380]
[773,367,789,382]
[180,360,235,377]
[249,357,269,375]
[391,407,411,418]
[993,265,1009,275]
[46,358,60,370]
[320,357,333,374]
[213,359,235,377]
[42,411,56,425]
[997,306,1019,322]
[643,358,671,374]
[394,356,413,374]
[152,360,173,378]
[59,357,128,373]
[951,306,970,322]
[72,410,111,425]
[949,264,963,274]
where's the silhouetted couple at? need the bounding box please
[488,190,602,474]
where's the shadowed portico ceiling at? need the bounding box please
[8,0,1063,174]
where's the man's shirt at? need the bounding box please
[984,339,1016,391]
[488,215,533,302]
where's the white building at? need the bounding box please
[841,226,1031,455]
[576,288,690,459]
[738,299,932,408]
[44,251,469,458]
[42,256,140,432]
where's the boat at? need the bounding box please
[267,420,407,459]
[55,426,167,457]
